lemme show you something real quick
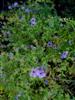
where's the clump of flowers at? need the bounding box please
[61,51,68,59]
[29,67,46,78]
[8,2,18,10]
[30,17,36,26]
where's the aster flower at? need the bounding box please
[30,17,36,26]
[36,71,46,78]
[8,5,12,9]
[29,68,37,78]
[12,2,18,7]
[47,41,53,47]
[29,67,46,78]
[8,2,18,10]
[25,8,31,13]
[61,51,68,59]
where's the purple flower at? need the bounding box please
[36,71,46,78]
[30,17,36,26]
[29,68,37,78]
[25,8,31,13]
[8,2,18,10]
[8,5,12,9]
[47,41,53,47]
[44,80,48,85]
[12,2,18,8]
[29,67,46,78]
[61,51,68,59]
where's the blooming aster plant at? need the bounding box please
[29,67,46,78]
[30,17,36,26]
[8,2,18,10]
[1,2,75,99]
[47,41,53,47]
[61,51,68,60]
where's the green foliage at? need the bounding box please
[0,2,75,100]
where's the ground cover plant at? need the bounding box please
[0,1,75,100]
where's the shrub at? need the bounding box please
[0,2,75,100]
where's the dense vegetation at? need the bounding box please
[0,0,75,18]
[0,0,75,100]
